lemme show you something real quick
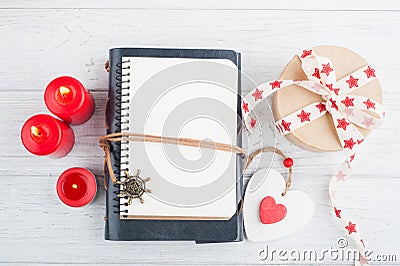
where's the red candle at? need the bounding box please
[56,167,97,207]
[44,76,95,125]
[21,114,74,157]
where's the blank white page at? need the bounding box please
[120,56,239,220]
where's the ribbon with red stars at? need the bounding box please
[242,49,384,266]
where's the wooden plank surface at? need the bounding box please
[0,2,399,265]
[1,0,400,10]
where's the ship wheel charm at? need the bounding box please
[117,169,151,205]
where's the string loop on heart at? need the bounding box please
[243,146,293,196]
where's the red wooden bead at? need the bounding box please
[283,157,293,168]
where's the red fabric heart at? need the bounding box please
[259,196,287,224]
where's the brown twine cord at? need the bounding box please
[104,60,110,72]
[99,132,293,195]
[242,146,293,196]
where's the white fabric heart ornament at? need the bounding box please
[244,168,314,241]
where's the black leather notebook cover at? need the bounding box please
[104,48,243,242]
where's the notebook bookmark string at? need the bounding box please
[99,132,293,201]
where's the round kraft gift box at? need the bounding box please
[272,45,383,152]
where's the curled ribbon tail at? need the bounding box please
[242,80,298,132]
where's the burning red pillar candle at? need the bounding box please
[21,114,75,157]
[44,76,95,125]
[56,167,97,207]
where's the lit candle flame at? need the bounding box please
[59,86,71,97]
[72,184,78,189]
[30,126,41,137]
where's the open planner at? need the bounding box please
[104,48,243,242]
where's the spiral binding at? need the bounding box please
[112,58,132,218]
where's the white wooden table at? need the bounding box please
[1,1,399,265]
